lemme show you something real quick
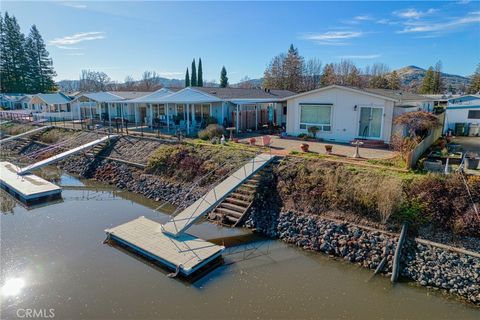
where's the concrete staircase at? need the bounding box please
[208,166,272,227]
[86,136,118,156]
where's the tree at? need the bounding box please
[263,53,286,89]
[320,63,336,86]
[25,25,56,93]
[420,67,435,94]
[138,70,160,91]
[388,70,401,90]
[283,44,305,91]
[197,58,203,87]
[220,66,228,88]
[236,76,256,89]
[368,63,390,89]
[190,59,197,86]
[185,68,190,87]
[1,12,29,93]
[303,58,322,91]
[123,75,136,90]
[79,70,111,92]
[467,63,480,94]
[432,60,443,94]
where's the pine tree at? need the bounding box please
[420,67,435,94]
[2,12,29,93]
[25,25,56,93]
[468,63,480,94]
[0,14,6,92]
[320,63,336,87]
[185,68,190,87]
[283,44,305,91]
[197,58,203,87]
[388,70,401,90]
[220,66,228,88]
[190,59,197,86]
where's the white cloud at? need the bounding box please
[338,54,381,59]
[398,14,480,34]
[300,31,363,45]
[54,45,81,50]
[354,15,373,21]
[457,0,471,4]
[159,72,183,78]
[67,53,85,56]
[60,2,87,9]
[394,8,438,19]
[49,32,105,46]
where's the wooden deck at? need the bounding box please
[0,161,61,203]
[105,216,225,276]
[162,153,276,237]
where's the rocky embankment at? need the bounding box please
[247,209,480,305]
[59,155,202,207]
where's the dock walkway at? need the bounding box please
[162,153,276,237]
[0,126,51,143]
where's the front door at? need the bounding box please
[358,107,383,139]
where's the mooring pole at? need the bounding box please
[391,222,408,283]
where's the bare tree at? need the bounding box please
[123,75,136,90]
[138,70,161,91]
[236,76,257,89]
[367,63,390,89]
[79,70,112,92]
[303,58,322,91]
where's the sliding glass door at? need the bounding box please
[358,107,383,139]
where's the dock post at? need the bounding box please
[391,222,408,283]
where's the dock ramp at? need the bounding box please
[17,135,116,175]
[0,126,51,143]
[105,216,224,276]
[162,153,276,237]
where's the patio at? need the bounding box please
[239,135,396,159]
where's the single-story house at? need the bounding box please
[444,94,480,136]
[28,93,72,113]
[106,87,295,134]
[70,92,125,120]
[0,94,25,109]
[285,85,434,144]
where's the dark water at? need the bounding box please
[1,173,479,319]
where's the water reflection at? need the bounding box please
[1,277,25,297]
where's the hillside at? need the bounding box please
[394,65,470,92]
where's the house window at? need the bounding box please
[299,104,332,132]
[468,110,480,119]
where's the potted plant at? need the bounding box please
[249,137,256,145]
[307,126,320,139]
[438,138,446,149]
[465,152,479,170]
[324,144,333,154]
[300,143,309,152]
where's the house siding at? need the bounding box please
[286,87,395,143]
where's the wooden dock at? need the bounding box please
[162,153,276,237]
[106,216,224,276]
[0,161,61,204]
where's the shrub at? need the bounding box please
[198,124,224,141]
[307,126,320,138]
[393,111,441,138]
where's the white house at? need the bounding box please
[444,94,480,136]
[70,92,125,120]
[285,85,434,144]
[28,93,72,113]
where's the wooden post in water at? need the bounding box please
[391,222,408,283]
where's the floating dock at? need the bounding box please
[162,153,276,237]
[0,161,61,205]
[105,216,225,276]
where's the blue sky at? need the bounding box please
[3,1,480,83]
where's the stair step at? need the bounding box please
[235,188,255,196]
[219,202,247,213]
[224,197,251,207]
[230,192,253,201]
[215,207,243,218]
[225,216,239,224]
[242,183,258,189]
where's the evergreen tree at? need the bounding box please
[320,63,336,87]
[190,59,197,86]
[388,70,401,90]
[197,58,203,87]
[25,25,56,93]
[420,67,435,94]
[220,66,228,88]
[185,68,190,87]
[283,44,304,91]
[467,63,480,94]
[0,14,6,92]
[1,12,29,93]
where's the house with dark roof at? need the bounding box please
[285,85,435,144]
[103,87,296,134]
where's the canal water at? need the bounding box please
[1,172,479,319]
